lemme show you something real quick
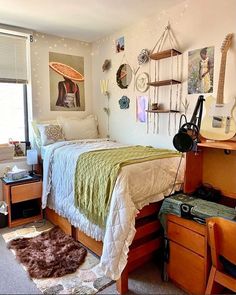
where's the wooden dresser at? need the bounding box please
[167,214,210,294]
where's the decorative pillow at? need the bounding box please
[37,124,65,146]
[57,115,98,140]
[31,120,58,148]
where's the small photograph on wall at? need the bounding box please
[136,95,148,123]
[49,52,85,111]
[116,36,125,53]
[188,46,214,94]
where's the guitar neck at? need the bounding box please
[216,52,227,104]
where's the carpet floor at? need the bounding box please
[0,222,185,294]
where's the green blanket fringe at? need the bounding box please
[74,146,180,228]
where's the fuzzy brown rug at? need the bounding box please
[8,226,87,279]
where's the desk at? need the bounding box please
[167,214,208,294]
[160,194,236,294]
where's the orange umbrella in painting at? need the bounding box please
[49,62,84,82]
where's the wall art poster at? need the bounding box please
[188,46,214,94]
[116,36,125,53]
[49,52,85,111]
[136,96,148,122]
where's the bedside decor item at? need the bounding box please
[27,149,38,175]
[137,49,150,65]
[135,72,150,92]
[102,59,111,72]
[119,96,130,109]
[116,64,132,89]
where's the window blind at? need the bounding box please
[0,32,29,83]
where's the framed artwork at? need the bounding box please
[136,96,148,122]
[188,46,214,94]
[49,52,85,111]
[135,72,150,92]
[116,36,125,53]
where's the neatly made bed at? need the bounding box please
[42,138,185,293]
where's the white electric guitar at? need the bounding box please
[200,33,236,140]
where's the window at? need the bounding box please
[0,83,28,144]
[0,29,30,144]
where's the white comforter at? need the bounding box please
[42,139,184,280]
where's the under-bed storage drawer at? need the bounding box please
[11,182,42,203]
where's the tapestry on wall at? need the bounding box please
[49,52,85,111]
[188,46,214,94]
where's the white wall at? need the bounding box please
[30,32,93,120]
[91,0,236,148]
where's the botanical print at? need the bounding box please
[49,52,85,111]
[116,36,125,53]
[136,96,148,122]
[188,46,214,94]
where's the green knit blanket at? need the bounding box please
[74,146,180,228]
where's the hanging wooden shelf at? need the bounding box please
[146,109,180,114]
[147,79,181,87]
[149,49,182,61]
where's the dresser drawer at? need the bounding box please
[11,181,42,203]
[168,220,205,256]
[168,241,206,295]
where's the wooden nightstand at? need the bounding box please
[1,176,43,227]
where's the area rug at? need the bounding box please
[2,221,113,294]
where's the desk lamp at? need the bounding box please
[26,149,38,176]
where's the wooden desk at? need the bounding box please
[167,214,210,295]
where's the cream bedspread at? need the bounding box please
[42,139,185,280]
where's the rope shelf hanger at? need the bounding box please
[147,23,183,136]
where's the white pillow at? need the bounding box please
[58,115,98,140]
[37,124,65,146]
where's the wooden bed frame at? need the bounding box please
[45,201,163,294]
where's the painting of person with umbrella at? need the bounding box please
[49,61,84,109]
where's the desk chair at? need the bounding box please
[205,217,236,294]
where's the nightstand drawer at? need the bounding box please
[11,181,42,203]
[168,220,205,256]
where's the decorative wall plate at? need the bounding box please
[135,72,150,92]
[116,64,132,89]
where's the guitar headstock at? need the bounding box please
[221,33,233,53]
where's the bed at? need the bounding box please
[40,137,185,293]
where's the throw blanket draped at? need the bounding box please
[74,146,180,227]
